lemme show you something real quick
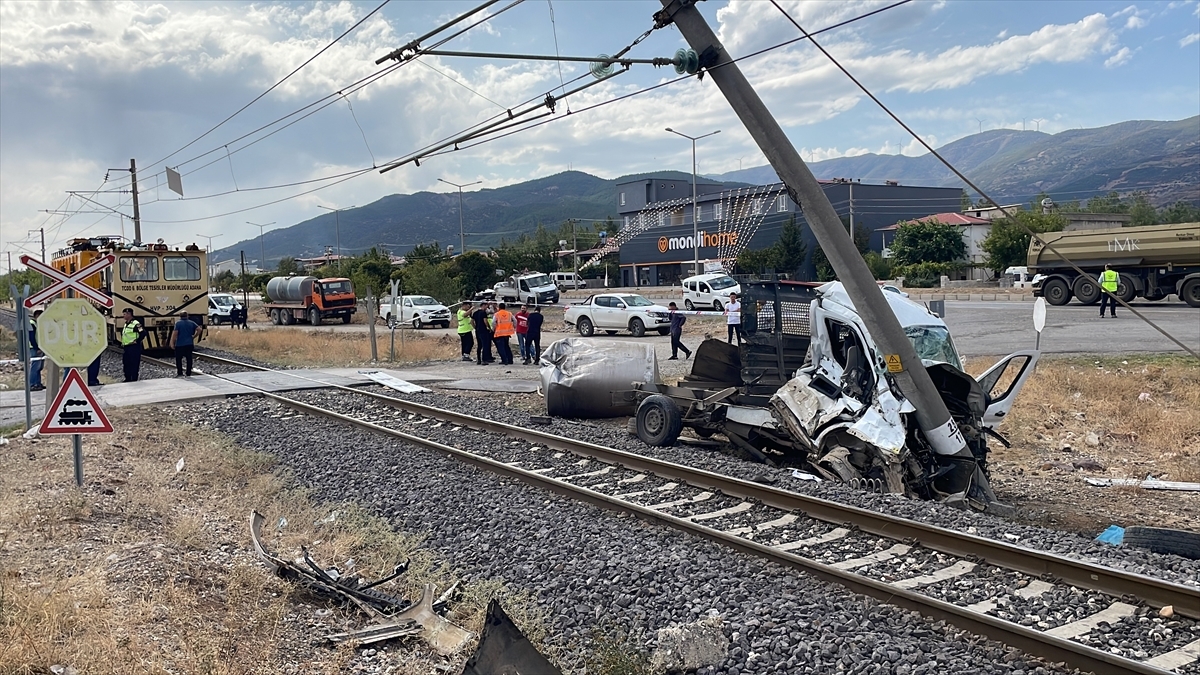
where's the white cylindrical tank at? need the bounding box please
[267,276,316,303]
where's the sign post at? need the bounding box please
[11,283,32,430]
[22,253,115,487]
[389,279,400,362]
[1032,297,1047,351]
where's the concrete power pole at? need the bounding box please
[660,0,988,501]
[130,159,142,246]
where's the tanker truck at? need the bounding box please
[1029,222,1200,307]
[263,276,357,325]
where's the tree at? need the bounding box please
[277,256,300,275]
[980,211,1066,274]
[1126,193,1157,227]
[454,251,497,297]
[771,215,807,278]
[810,222,870,282]
[890,219,966,266]
[401,260,458,304]
[1083,191,1126,214]
[736,247,775,274]
[213,269,236,292]
[354,248,394,298]
[960,190,972,212]
[1159,201,1200,224]
[407,242,447,265]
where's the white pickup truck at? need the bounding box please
[563,293,672,337]
[494,272,560,306]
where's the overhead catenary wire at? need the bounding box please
[766,0,1199,360]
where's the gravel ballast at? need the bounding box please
[182,395,1084,674]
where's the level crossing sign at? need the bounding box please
[36,298,109,367]
[39,369,113,435]
[21,254,114,309]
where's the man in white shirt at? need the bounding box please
[725,292,743,344]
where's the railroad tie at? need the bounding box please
[687,501,753,522]
[648,492,714,510]
[1044,602,1138,639]
[967,579,1055,614]
[773,527,851,552]
[561,466,614,481]
[1147,637,1200,671]
[617,473,647,485]
[892,560,977,590]
[725,513,798,537]
[830,544,912,571]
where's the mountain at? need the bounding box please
[215,117,1199,266]
[714,117,1199,207]
[213,170,716,266]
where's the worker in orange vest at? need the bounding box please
[491,302,517,365]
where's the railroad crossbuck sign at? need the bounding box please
[39,369,113,435]
[21,253,115,309]
[36,298,108,367]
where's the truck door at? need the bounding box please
[402,297,413,323]
[975,350,1041,428]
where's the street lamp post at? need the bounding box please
[665,127,720,276]
[438,178,483,255]
[317,205,354,272]
[247,221,275,273]
[196,233,222,281]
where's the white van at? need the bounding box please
[551,272,588,290]
[682,273,741,310]
[208,293,243,324]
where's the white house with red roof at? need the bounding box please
[879,212,994,280]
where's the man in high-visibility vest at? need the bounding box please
[491,302,516,365]
[120,308,146,382]
[1098,264,1120,318]
[456,302,474,362]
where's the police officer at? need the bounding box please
[1098,264,1120,318]
[28,309,44,391]
[120,308,145,382]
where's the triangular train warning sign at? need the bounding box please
[39,369,114,434]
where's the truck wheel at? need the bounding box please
[1073,277,1101,305]
[684,299,695,311]
[1042,278,1072,306]
[341,315,352,324]
[281,310,294,326]
[1124,526,1200,560]
[712,299,724,312]
[629,317,645,337]
[309,308,321,326]
[1116,274,1137,303]
[636,395,683,447]
[577,316,594,337]
[270,309,281,325]
[1182,278,1200,308]
[412,316,422,329]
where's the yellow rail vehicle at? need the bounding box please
[51,238,209,348]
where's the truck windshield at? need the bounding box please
[409,296,438,305]
[708,276,738,290]
[618,295,654,307]
[906,325,963,370]
[525,274,552,288]
[212,295,236,307]
[322,281,353,294]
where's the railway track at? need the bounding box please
[146,349,1199,675]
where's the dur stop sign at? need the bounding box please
[36,298,108,367]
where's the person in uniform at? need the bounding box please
[456,302,474,362]
[525,306,544,365]
[491,303,516,365]
[120,308,145,382]
[28,309,44,391]
[1098,264,1120,318]
[471,302,494,365]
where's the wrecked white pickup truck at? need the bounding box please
[597,280,1038,509]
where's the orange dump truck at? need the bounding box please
[264,276,356,325]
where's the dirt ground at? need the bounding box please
[0,408,546,675]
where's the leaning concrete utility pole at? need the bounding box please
[658,1,979,475]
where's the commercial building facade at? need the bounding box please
[614,175,962,286]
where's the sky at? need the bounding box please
[2,0,1198,264]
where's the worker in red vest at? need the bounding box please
[491,303,516,365]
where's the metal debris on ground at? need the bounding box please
[1084,477,1200,491]
[249,511,476,653]
[461,600,561,675]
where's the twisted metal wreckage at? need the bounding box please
[541,281,1039,513]
[249,511,560,674]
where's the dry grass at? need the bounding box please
[973,355,1200,481]
[0,407,545,674]
[203,328,457,368]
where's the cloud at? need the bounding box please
[1182,32,1200,46]
[1125,15,1148,29]
[1105,46,1134,67]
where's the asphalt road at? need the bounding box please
[256,300,1200,358]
